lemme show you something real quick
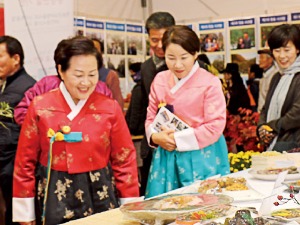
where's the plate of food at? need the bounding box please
[197,177,264,202]
[175,204,233,225]
[120,193,233,224]
[271,208,300,223]
[248,166,300,181]
[282,180,300,191]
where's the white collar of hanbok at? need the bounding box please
[170,61,199,94]
[59,82,87,121]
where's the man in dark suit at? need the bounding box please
[139,12,175,196]
[0,36,36,225]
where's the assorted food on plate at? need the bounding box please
[120,193,233,224]
[175,209,292,225]
[198,177,248,193]
[283,180,300,191]
[121,172,300,225]
[271,208,300,222]
[175,204,233,225]
[248,166,300,181]
[256,166,299,175]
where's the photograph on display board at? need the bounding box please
[230,28,255,50]
[106,32,125,55]
[199,32,224,52]
[86,31,104,51]
[260,25,276,48]
[205,54,225,74]
[107,56,125,77]
[231,52,256,74]
[127,35,143,55]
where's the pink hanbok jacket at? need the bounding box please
[146,62,226,151]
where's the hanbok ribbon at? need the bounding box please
[42,127,82,225]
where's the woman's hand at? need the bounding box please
[151,127,176,151]
[19,221,36,225]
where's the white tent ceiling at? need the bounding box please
[74,0,300,23]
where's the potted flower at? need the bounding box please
[224,108,264,152]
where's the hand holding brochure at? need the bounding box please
[152,106,190,132]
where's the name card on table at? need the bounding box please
[273,170,288,192]
[259,194,277,216]
[259,171,288,216]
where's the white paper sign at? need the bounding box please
[272,170,288,193]
[259,194,277,216]
[4,0,73,80]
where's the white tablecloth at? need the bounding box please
[62,169,300,224]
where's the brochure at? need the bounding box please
[152,106,190,132]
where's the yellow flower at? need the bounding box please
[228,151,261,173]
[55,132,64,141]
[158,102,167,108]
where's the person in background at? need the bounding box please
[258,24,300,152]
[92,38,124,110]
[139,11,175,196]
[12,36,139,225]
[14,38,112,126]
[197,53,219,75]
[145,25,230,198]
[257,49,278,112]
[243,32,252,49]
[127,42,137,55]
[126,62,144,136]
[237,37,245,49]
[223,63,251,115]
[246,64,263,112]
[125,62,144,183]
[0,35,36,225]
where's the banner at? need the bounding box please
[5,0,73,80]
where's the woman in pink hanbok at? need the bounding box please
[145,25,230,198]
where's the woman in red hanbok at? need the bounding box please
[12,37,139,225]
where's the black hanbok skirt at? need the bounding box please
[35,164,119,225]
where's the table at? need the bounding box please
[62,169,299,224]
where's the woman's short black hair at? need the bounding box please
[56,36,101,73]
[268,24,300,53]
[162,25,200,55]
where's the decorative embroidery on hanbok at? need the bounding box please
[92,114,101,122]
[97,185,109,200]
[83,208,93,217]
[78,117,86,125]
[126,174,133,184]
[89,103,96,110]
[37,108,55,118]
[115,147,131,163]
[109,202,116,210]
[75,189,84,202]
[67,153,74,168]
[89,171,101,182]
[54,178,73,201]
[53,151,66,165]
[83,134,90,142]
[100,132,110,148]
[24,123,38,139]
[37,178,47,200]
[63,207,75,219]
[216,157,221,165]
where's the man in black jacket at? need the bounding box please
[139,12,176,196]
[0,36,36,225]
